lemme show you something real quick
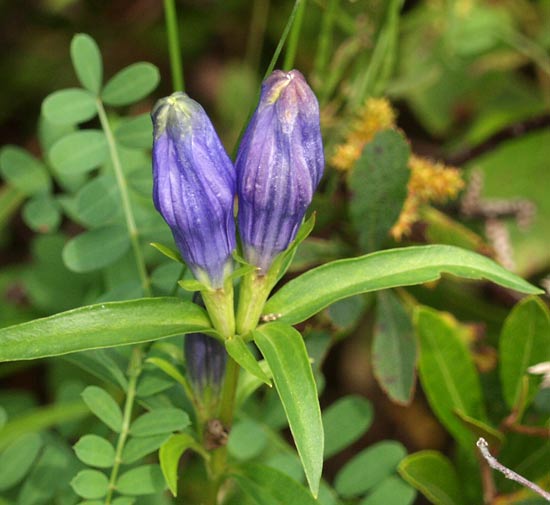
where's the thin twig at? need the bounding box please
[477,437,550,502]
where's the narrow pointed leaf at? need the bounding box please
[0,297,211,362]
[500,296,550,409]
[226,335,272,386]
[264,245,541,325]
[373,291,416,405]
[416,307,485,448]
[253,323,323,497]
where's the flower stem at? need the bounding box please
[236,271,272,337]
[207,357,241,504]
[104,347,143,504]
[96,99,151,297]
[283,0,307,71]
[163,0,185,92]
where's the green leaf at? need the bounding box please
[500,296,550,409]
[146,357,187,387]
[228,419,268,461]
[71,33,103,94]
[62,224,130,273]
[122,434,170,464]
[226,335,272,386]
[453,411,503,449]
[115,114,153,149]
[323,395,373,459]
[359,476,416,505]
[349,129,410,252]
[0,402,88,451]
[42,88,97,125]
[74,175,122,227]
[81,386,123,432]
[49,130,108,175]
[416,307,485,448]
[398,451,465,505]
[131,408,190,437]
[159,433,200,496]
[0,297,211,362]
[74,434,115,468]
[373,291,416,405]
[71,469,109,499]
[150,242,184,264]
[334,441,407,497]
[235,463,319,505]
[253,323,323,497]
[22,194,61,233]
[0,146,51,195]
[102,63,160,107]
[112,498,136,505]
[0,433,42,491]
[264,245,542,325]
[116,464,166,496]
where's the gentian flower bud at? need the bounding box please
[152,92,236,289]
[236,70,324,273]
[185,293,227,396]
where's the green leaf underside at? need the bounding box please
[416,307,485,448]
[334,441,407,497]
[70,34,103,94]
[0,297,211,362]
[253,323,323,497]
[349,129,411,252]
[49,130,108,175]
[500,296,550,409]
[102,62,160,106]
[234,463,319,505]
[0,433,42,491]
[225,335,272,386]
[130,408,190,437]
[82,386,123,432]
[116,465,166,496]
[264,245,541,325]
[373,290,417,405]
[159,433,198,497]
[359,476,416,505]
[398,451,465,505]
[323,395,373,459]
[42,88,97,125]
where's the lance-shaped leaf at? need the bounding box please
[263,245,541,325]
[0,297,211,362]
[253,323,323,498]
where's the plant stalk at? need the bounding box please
[163,0,185,91]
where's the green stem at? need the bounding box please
[245,0,270,70]
[207,357,241,503]
[104,348,143,504]
[96,99,151,297]
[313,0,338,81]
[263,0,304,79]
[283,0,307,70]
[163,0,185,91]
[235,272,271,337]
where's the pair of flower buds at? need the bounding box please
[152,70,324,290]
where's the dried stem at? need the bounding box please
[477,437,550,502]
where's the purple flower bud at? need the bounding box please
[185,294,227,393]
[236,70,324,272]
[152,92,236,288]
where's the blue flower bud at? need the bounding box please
[185,294,227,394]
[152,92,236,288]
[236,70,324,272]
